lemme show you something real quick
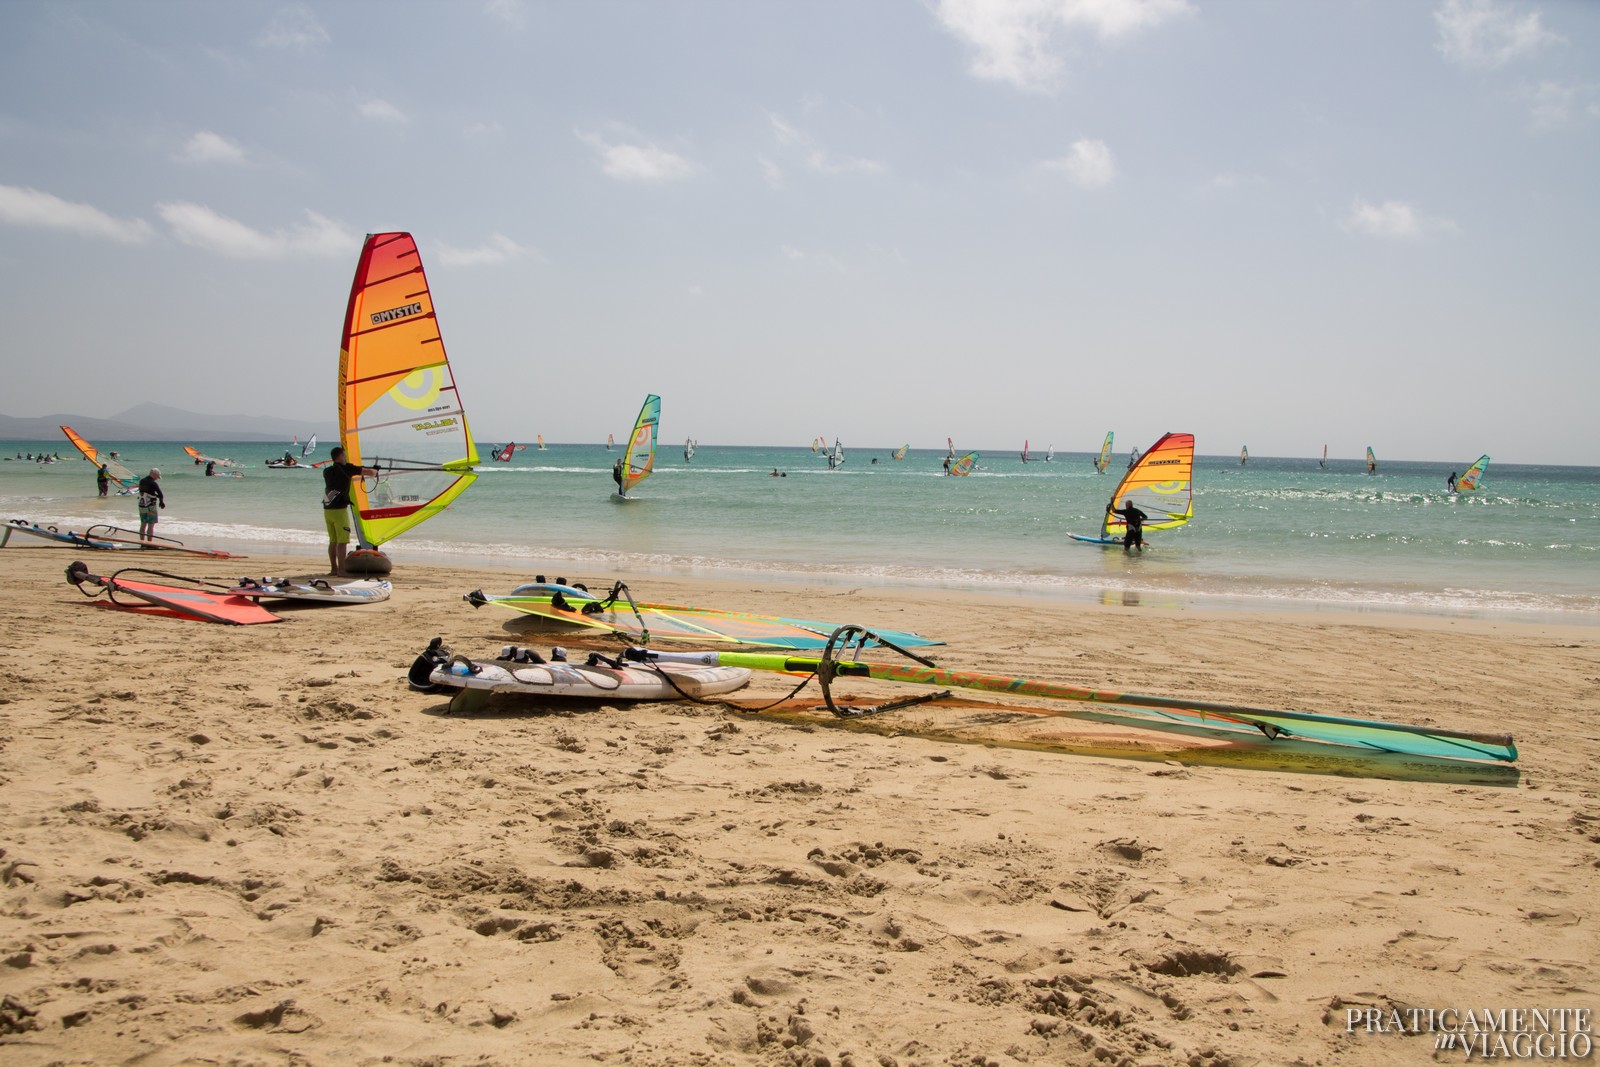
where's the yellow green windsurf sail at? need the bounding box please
[618,394,660,497]
[1457,454,1490,492]
[338,232,478,548]
[61,425,137,487]
[1101,432,1194,539]
[1096,431,1113,473]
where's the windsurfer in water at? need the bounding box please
[612,458,625,496]
[137,469,164,542]
[1108,497,1148,552]
[322,446,377,575]
[1446,471,1458,492]
[96,463,110,497]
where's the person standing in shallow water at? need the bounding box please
[322,446,377,575]
[1108,497,1147,552]
[136,468,164,541]
[96,463,110,497]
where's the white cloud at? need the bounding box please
[157,203,358,258]
[257,5,330,51]
[484,0,526,29]
[1340,199,1460,240]
[935,0,1192,92]
[177,130,245,165]
[1039,138,1116,189]
[0,184,153,243]
[359,99,409,124]
[758,156,785,190]
[765,113,886,177]
[1434,0,1563,70]
[436,233,527,267]
[577,131,695,183]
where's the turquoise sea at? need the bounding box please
[4,439,1597,623]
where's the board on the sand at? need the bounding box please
[410,641,750,713]
[232,576,392,604]
[66,562,281,625]
[466,582,942,650]
[2,520,124,550]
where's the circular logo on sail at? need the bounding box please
[390,368,444,410]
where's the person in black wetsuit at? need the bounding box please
[1108,497,1148,552]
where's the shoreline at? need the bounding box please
[1,543,1596,1064]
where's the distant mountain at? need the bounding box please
[0,405,327,443]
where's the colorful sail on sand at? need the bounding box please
[1456,454,1491,492]
[338,232,479,569]
[626,646,1517,764]
[62,426,138,490]
[615,394,660,497]
[1095,432,1113,473]
[1071,432,1194,546]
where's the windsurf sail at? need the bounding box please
[1021,439,1030,463]
[684,437,696,462]
[606,433,614,451]
[338,232,478,549]
[893,443,909,461]
[1045,444,1054,462]
[1366,446,1377,474]
[1098,432,1194,541]
[62,426,137,489]
[1127,447,1140,470]
[828,439,844,470]
[946,437,955,459]
[1320,444,1327,469]
[538,435,547,450]
[617,394,660,496]
[492,442,517,462]
[302,433,318,458]
[1095,432,1113,473]
[467,582,943,650]
[182,445,240,468]
[628,647,1517,764]
[950,451,977,476]
[1239,445,1248,465]
[1456,454,1491,492]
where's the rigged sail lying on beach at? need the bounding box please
[1072,432,1194,545]
[1456,454,1491,492]
[626,646,1518,764]
[617,394,660,497]
[339,232,478,552]
[61,426,137,490]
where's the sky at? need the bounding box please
[1,0,1596,465]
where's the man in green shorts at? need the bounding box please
[322,446,377,575]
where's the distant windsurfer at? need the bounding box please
[1446,471,1458,492]
[137,468,165,542]
[322,446,377,575]
[96,463,110,497]
[1108,498,1147,552]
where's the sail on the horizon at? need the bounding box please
[492,442,517,462]
[1320,444,1327,469]
[339,232,478,549]
[827,438,844,470]
[1096,432,1113,473]
[893,443,909,461]
[62,425,138,488]
[1100,432,1194,541]
[617,394,660,496]
[1456,454,1491,492]
[1021,439,1030,463]
[607,433,614,451]
[1366,446,1377,474]
[302,433,318,458]
[1240,445,1248,465]
[684,437,696,462]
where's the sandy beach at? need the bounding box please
[1,543,1596,1066]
